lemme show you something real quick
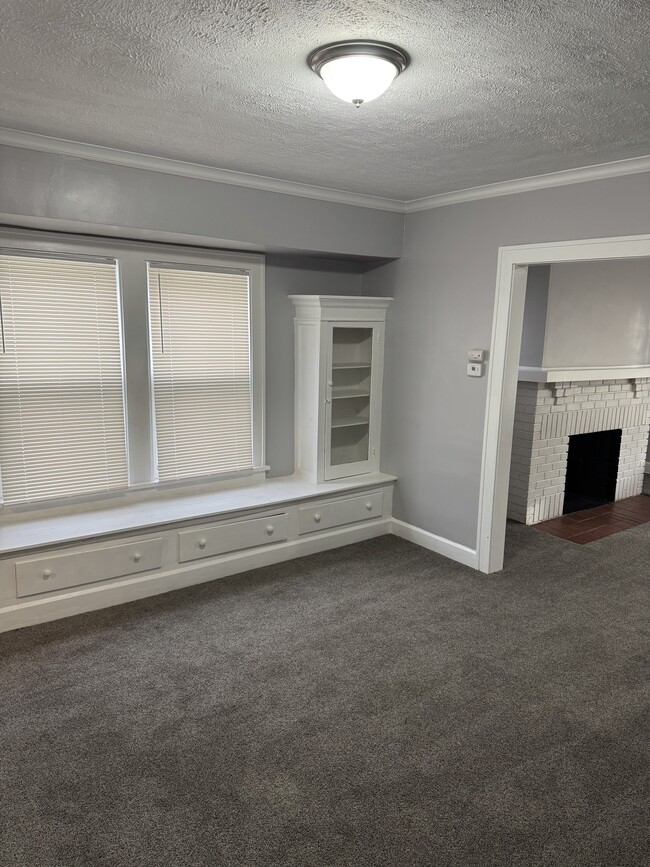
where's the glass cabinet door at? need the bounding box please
[325,325,374,479]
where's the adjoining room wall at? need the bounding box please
[520,265,550,367]
[366,173,650,550]
[542,259,650,368]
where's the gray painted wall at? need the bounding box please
[366,174,650,549]
[520,260,650,369]
[543,259,650,367]
[520,265,550,367]
[0,145,403,260]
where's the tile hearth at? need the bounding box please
[532,493,650,544]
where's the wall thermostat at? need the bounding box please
[467,362,484,377]
[467,349,486,363]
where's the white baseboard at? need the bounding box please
[0,519,391,633]
[390,519,478,568]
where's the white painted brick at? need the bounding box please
[509,377,650,524]
[517,394,538,406]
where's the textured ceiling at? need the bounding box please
[1,1,649,200]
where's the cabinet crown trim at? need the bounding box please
[290,295,392,322]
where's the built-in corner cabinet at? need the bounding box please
[290,295,392,483]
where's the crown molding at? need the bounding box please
[0,127,648,215]
[403,154,650,212]
[0,128,402,213]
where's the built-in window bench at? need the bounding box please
[0,474,395,633]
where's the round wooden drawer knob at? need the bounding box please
[366,502,373,511]
[266,525,275,536]
[132,552,142,563]
[198,538,207,549]
[314,513,322,523]
[42,569,53,581]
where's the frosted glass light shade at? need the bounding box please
[320,55,398,106]
[308,41,409,108]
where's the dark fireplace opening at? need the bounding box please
[563,429,622,514]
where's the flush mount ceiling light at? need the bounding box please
[308,40,409,108]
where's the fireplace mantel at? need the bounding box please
[518,365,650,383]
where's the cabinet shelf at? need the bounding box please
[332,362,371,370]
[332,388,371,399]
[330,417,370,429]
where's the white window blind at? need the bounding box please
[148,264,253,482]
[0,253,128,505]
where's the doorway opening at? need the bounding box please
[477,233,650,573]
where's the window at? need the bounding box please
[148,264,253,481]
[0,253,128,505]
[0,231,264,509]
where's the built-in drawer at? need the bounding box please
[178,512,289,563]
[15,537,164,598]
[298,490,384,535]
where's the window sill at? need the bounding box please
[0,473,396,557]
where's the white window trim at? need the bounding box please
[0,228,265,513]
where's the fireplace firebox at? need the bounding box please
[563,429,622,514]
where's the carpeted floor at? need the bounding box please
[1,522,649,867]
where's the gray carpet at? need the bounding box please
[1,522,649,867]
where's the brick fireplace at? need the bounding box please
[508,378,650,524]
